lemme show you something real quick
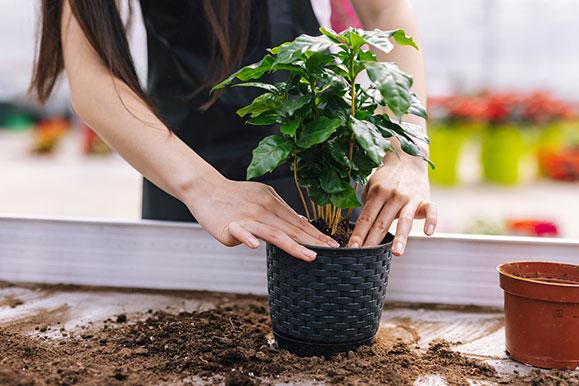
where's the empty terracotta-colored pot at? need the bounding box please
[498,261,579,369]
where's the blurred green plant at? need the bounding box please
[214,27,431,235]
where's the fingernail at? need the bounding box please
[327,240,340,248]
[248,237,260,248]
[302,248,317,261]
[393,241,404,255]
[426,224,434,236]
[350,242,360,248]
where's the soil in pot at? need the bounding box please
[498,261,579,370]
[311,218,353,246]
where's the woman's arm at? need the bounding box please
[348,0,437,254]
[60,1,338,260]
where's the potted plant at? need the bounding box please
[214,27,431,356]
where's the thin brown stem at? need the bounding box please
[310,199,317,220]
[293,157,310,221]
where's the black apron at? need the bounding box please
[139,0,321,221]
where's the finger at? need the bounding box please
[243,221,318,262]
[422,201,438,236]
[228,222,260,249]
[260,212,328,248]
[363,199,404,247]
[392,202,420,256]
[268,191,339,247]
[348,195,385,248]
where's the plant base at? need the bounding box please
[274,331,373,357]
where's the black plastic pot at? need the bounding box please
[266,234,393,357]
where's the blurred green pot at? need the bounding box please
[481,125,525,185]
[428,124,469,186]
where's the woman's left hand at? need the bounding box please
[348,151,437,255]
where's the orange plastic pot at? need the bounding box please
[498,261,579,369]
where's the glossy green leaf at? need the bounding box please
[319,27,342,43]
[282,95,311,116]
[212,55,274,90]
[330,184,360,208]
[280,117,301,136]
[366,62,413,119]
[397,133,435,169]
[320,170,348,194]
[247,135,294,180]
[391,29,419,50]
[236,93,279,118]
[351,117,393,164]
[408,93,428,120]
[357,29,394,54]
[247,112,282,126]
[297,116,342,149]
[274,34,335,64]
[232,82,278,93]
[326,138,353,169]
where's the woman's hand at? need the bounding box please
[185,176,340,262]
[348,151,437,255]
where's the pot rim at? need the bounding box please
[303,232,394,252]
[497,260,579,288]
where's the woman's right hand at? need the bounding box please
[185,177,339,261]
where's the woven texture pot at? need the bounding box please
[266,235,393,356]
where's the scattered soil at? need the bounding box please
[1,298,576,385]
[0,299,514,386]
[312,218,352,247]
[507,369,579,386]
[0,295,24,308]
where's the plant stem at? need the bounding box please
[310,199,317,220]
[331,208,341,236]
[292,156,311,221]
[346,53,357,226]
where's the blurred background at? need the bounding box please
[1,0,577,238]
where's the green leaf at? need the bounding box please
[274,34,334,65]
[344,29,366,50]
[232,82,278,93]
[351,117,393,164]
[212,55,274,90]
[408,93,428,120]
[396,133,435,169]
[372,115,429,145]
[247,112,282,125]
[280,117,301,136]
[357,29,394,54]
[319,27,342,43]
[401,122,430,144]
[326,138,353,169]
[297,116,342,149]
[330,184,361,208]
[320,170,349,194]
[305,185,331,206]
[391,29,419,50]
[282,95,311,116]
[366,62,413,119]
[247,135,294,180]
[236,93,279,118]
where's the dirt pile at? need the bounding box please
[0,299,575,385]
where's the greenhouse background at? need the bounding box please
[1,0,578,238]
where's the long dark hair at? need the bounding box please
[29,0,252,113]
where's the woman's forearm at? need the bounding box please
[61,2,223,208]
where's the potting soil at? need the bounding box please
[2,298,568,386]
